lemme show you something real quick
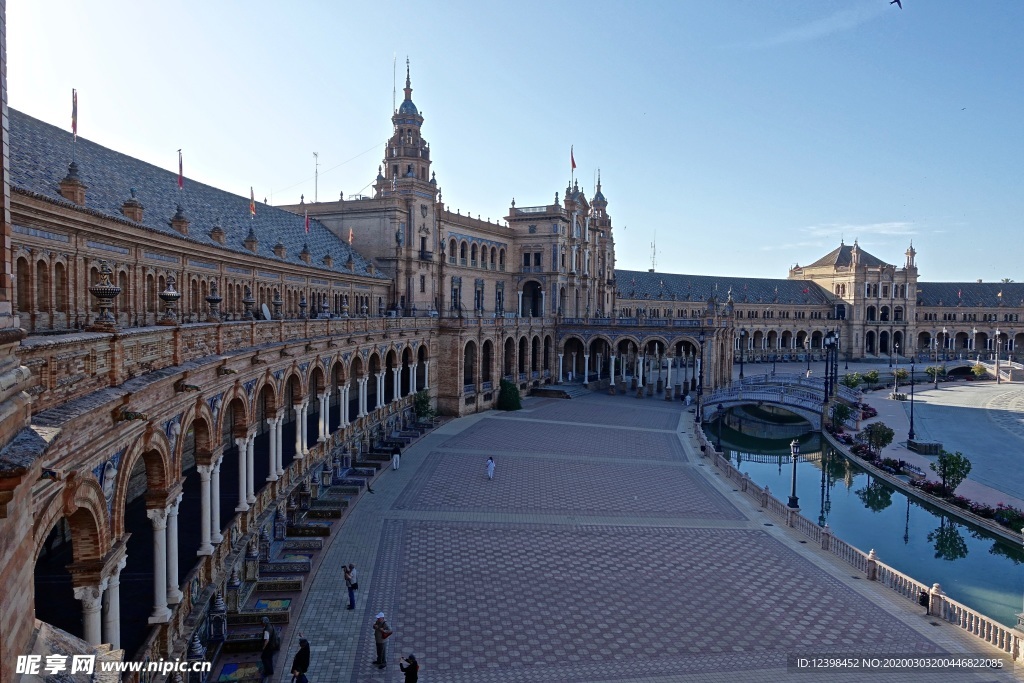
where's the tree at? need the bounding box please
[861,421,894,456]
[894,368,909,382]
[863,369,880,388]
[830,402,853,428]
[971,363,987,379]
[929,450,972,495]
[856,477,893,513]
[413,390,435,420]
[839,372,862,389]
[496,378,522,411]
[1000,278,1015,283]
[925,366,946,382]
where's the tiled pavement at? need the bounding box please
[279,393,1022,682]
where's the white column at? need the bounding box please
[517,290,523,316]
[299,399,309,456]
[393,367,401,401]
[609,355,616,383]
[583,354,590,383]
[293,403,303,455]
[558,353,564,382]
[211,456,223,543]
[571,352,577,381]
[275,411,285,475]
[317,394,327,442]
[666,356,673,399]
[638,355,645,388]
[75,582,106,646]
[374,372,383,409]
[103,558,125,649]
[541,290,546,316]
[147,507,172,623]
[234,437,249,511]
[410,364,418,394]
[356,378,366,417]
[166,493,183,604]
[245,434,256,503]
[424,361,430,390]
[338,387,347,427]
[197,464,214,554]
[597,352,603,380]
[266,418,279,482]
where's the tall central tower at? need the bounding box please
[373,60,440,314]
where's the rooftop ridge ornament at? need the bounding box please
[87,260,121,332]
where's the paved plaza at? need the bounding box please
[275,390,1021,682]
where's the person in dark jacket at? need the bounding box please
[259,617,275,682]
[398,653,418,682]
[291,635,310,683]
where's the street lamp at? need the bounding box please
[942,327,947,361]
[772,352,777,376]
[893,343,900,395]
[909,358,916,441]
[716,403,725,451]
[995,328,1002,384]
[788,439,800,509]
[739,329,747,380]
[972,327,977,358]
[696,330,705,416]
[805,340,811,373]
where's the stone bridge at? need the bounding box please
[700,374,861,431]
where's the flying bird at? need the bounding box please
[890,0,902,7]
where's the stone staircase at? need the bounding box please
[532,383,592,399]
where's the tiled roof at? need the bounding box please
[615,270,833,305]
[8,109,384,279]
[804,242,889,269]
[918,282,1024,308]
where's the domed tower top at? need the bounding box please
[376,58,434,198]
[397,58,419,117]
[905,241,917,269]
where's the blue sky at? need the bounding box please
[9,0,1023,282]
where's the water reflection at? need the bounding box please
[707,412,1024,626]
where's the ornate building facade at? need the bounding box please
[0,44,1021,680]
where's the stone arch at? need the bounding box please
[481,339,494,383]
[612,334,642,350]
[252,372,280,413]
[281,367,307,401]
[641,335,670,355]
[177,400,217,466]
[33,475,111,564]
[517,335,528,374]
[111,430,173,537]
[464,339,477,386]
[559,333,588,354]
[216,385,251,436]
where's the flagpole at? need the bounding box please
[71,88,77,164]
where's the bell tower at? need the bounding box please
[374,59,435,199]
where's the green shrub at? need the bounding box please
[413,390,435,419]
[497,379,522,411]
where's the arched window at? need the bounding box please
[54,262,68,315]
[35,260,49,313]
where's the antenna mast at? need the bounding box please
[651,232,657,271]
[314,152,319,203]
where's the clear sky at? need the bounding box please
[8,0,1023,283]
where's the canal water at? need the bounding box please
[706,416,1024,627]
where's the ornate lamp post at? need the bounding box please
[739,329,747,380]
[995,328,1002,384]
[696,330,706,417]
[805,339,811,373]
[909,358,916,440]
[788,439,800,509]
[971,326,977,358]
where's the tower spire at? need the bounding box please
[404,57,412,101]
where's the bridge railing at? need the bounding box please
[729,374,860,403]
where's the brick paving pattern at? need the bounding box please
[439,418,682,461]
[284,393,1020,683]
[391,451,745,519]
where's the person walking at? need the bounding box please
[260,617,276,683]
[486,456,495,480]
[373,612,393,669]
[391,445,401,470]
[345,563,358,610]
[290,634,310,683]
[398,653,419,682]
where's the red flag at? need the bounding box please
[71,89,78,139]
[348,227,354,245]
[177,150,184,190]
[250,187,256,218]
[571,145,576,171]
[802,288,809,294]
[304,209,310,233]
